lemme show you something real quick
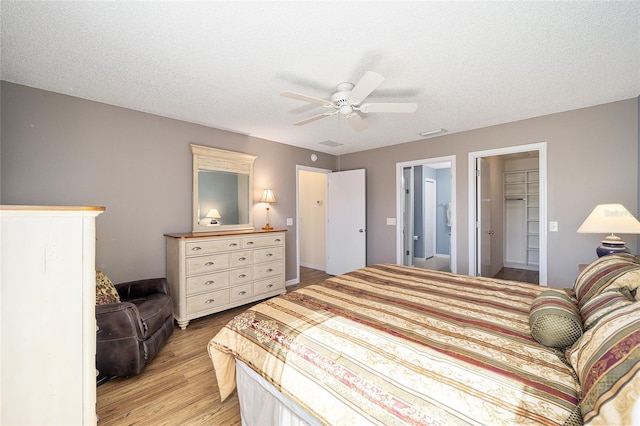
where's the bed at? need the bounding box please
[209,258,640,425]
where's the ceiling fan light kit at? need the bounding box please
[281,71,418,132]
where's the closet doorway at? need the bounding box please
[396,156,456,273]
[468,143,547,285]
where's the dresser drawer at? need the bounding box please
[186,271,229,295]
[187,289,230,314]
[254,276,284,296]
[185,238,241,256]
[253,246,283,264]
[253,261,283,279]
[230,267,252,285]
[229,284,253,303]
[186,253,230,275]
[230,250,253,268]
[241,234,285,249]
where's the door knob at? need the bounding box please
[359,228,365,233]
[488,230,495,235]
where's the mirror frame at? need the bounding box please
[191,144,257,233]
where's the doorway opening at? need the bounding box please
[296,166,330,285]
[468,143,547,285]
[396,156,456,273]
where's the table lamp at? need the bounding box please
[259,189,276,230]
[577,204,640,257]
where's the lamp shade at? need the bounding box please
[577,204,640,234]
[260,189,277,204]
[206,209,221,219]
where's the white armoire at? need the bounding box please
[1,205,104,425]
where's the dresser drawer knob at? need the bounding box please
[275,238,281,242]
[266,268,273,272]
[229,243,238,247]
[238,291,247,296]
[239,274,247,278]
[205,262,215,266]
[246,241,254,245]
[191,246,202,251]
[239,257,246,261]
[266,253,273,257]
[266,284,273,288]
[204,299,215,304]
[205,280,215,285]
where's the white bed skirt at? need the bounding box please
[235,360,321,426]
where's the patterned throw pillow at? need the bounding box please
[573,254,639,308]
[580,288,634,330]
[95,270,120,305]
[529,290,583,349]
[567,302,640,425]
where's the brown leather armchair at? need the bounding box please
[96,278,174,382]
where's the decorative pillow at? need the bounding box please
[96,270,120,305]
[580,288,634,330]
[573,254,639,308]
[567,302,640,425]
[529,290,583,349]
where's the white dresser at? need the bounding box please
[1,205,104,425]
[165,230,286,329]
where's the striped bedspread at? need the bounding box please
[208,264,580,425]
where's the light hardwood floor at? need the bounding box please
[96,267,331,425]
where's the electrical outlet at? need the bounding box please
[550,221,558,232]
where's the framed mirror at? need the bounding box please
[191,144,257,233]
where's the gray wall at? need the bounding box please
[2,82,638,287]
[339,98,639,287]
[0,82,335,284]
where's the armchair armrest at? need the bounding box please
[115,277,170,300]
[96,302,145,340]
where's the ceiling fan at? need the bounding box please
[280,71,418,132]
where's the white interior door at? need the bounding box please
[326,169,366,275]
[477,158,492,276]
[424,178,436,259]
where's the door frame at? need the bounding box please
[403,167,414,266]
[295,165,331,285]
[396,155,457,273]
[467,142,547,285]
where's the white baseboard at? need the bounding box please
[504,261,539,271]
[300,262,325,271]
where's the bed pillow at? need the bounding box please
[96,270,120,305]
[567,302,640,425]
[580,288,634,330]
[573,254,639,308]
[529,290,583,349]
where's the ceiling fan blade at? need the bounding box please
[360,103,418,113]
[346,112,368,132]
[293,112,334,126]
[349,71,385,104]
[281,90,331,106]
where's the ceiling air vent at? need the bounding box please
[319,140,343,148]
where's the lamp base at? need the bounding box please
[596,234,630,257]
[262,224,274,231]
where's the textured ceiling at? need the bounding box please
[1,1,639,154]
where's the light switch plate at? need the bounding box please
[550,221,558,232]
[386,218,396,226]
[286,218,293,226]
